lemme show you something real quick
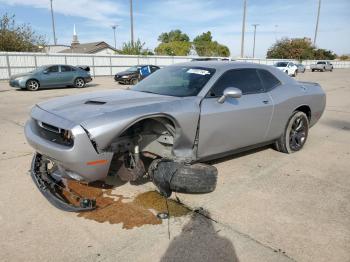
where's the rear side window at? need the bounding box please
[209,69,264,97]
[61,65,72,72]
[257,69,281,91]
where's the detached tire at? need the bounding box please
[150,160,217,197]
[275,111,309,154]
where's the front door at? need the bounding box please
[40,65,60,87]
[197,68,273,159]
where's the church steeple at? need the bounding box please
[71,24,80,48]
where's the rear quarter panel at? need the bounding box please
[266,82,326,140]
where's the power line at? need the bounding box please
[112,25,118,49]
[130,0,134,46]
[50,0,57,45]
[252,24,259,58]
[313,0,321,46]
[240,0,247,58]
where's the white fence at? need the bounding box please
[1,51,350,80]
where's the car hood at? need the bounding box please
[36,89,180,125]
[10,72,31,80]
[115,71,137,77]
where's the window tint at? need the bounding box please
[61,65,72,72]
[47,66,59,73]
[257,69,281,91]
[209,69,264,97]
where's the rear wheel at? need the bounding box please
[275,111,309,154]
[74,77,85,88]
[26,79,40,91]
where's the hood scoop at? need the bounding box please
[84,100,106,105]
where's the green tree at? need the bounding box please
[267,38,336,60]
[193,31,230,57]
[0,13,46,52]
[155,29,191,56]
[155,41,191,56]
[339,55,349,61]
[158,29,190,43]
[119,39,153,55]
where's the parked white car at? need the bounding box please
[274,61,298,77]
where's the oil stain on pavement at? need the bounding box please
[62,181,190,229]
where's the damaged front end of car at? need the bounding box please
[25,105,217,212]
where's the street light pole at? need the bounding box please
[111,25,117,49]
[240,0,247,58]
[313,0,321,46]
[252,24,259,58]
[50,0,57,45]
[130,0,134,46]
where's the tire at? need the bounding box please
[293,70,298,77]
[274,111,309,154]
[285,70,289,75]
[312,69,315,72]
[330,67,333,72]
[322,67,325,72]
[150,160,217,197]
[131,78,139,85]
[74,77,85,88]
[26,79,40,91]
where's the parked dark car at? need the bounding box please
[114,65,160,85]
[9,64,92,91]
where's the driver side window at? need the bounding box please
[208,69,264,97]
[47,66,59,73]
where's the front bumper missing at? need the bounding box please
[30,153,96,212]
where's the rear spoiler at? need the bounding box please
[298,81,320,86]
[77,65,90,72]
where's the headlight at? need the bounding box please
[122,75,130,79]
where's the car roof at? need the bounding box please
[169,61,280,71]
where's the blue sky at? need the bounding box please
[1,0,349,57]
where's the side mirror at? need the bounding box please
[217,87,242,104]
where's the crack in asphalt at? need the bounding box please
[0,153,32,161]
[0,118,24,127]
[178,201,298,262]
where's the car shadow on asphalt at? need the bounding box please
[207,145,272,165]
[160,209,238,262]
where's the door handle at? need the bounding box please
[262,100,269,104]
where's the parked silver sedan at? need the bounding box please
[296,63,306,73]
[25,62,326,211]
[9,65,92,91]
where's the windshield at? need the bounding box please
[275,62,288,67]
[126,66,139,72]
[131,66,215,97]
[317,61,326,64]
[30,65,47,73]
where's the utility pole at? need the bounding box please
[130,0,134,46]
[240,0,247,58]
[252,24,259,58]
[111,25,118,49]
[50,0,57,45]
[313,0,321,45]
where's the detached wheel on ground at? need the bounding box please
[275,111,309,154]
[74,77,85,88]
[149,160,218,197]
[26,79,40,91]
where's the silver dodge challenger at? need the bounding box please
[24,62,326,211]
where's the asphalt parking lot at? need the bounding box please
[0,69,349,262]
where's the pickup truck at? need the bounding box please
[310,61,333,72]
